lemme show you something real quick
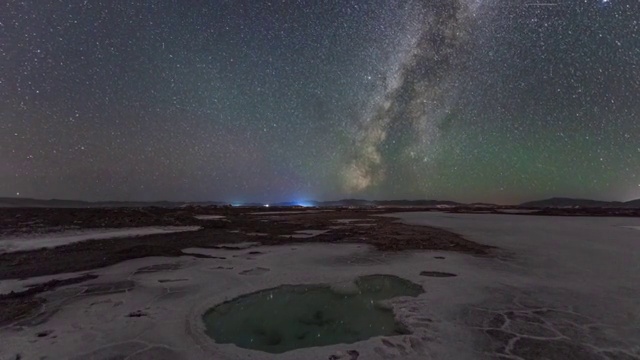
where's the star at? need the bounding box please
[1,0,638,203]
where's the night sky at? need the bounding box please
[2,0,639,204]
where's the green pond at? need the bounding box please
[202,274,424,353]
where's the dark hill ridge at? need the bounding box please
[519,197,640,209]
[0,197,463,208]
[271,199,462,207]
[2,196,639,209]
[625,199,640,208]
[0,197,225,208]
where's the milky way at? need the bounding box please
[2,0,639,203]
[343,0,475,193]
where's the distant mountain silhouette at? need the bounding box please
[0,197,226,208]
[2,196,638,209]
[520,197,640,209]
[625,199,640,208]
[271,199,462,207]
[374,199,462,207]
[0,197,464,208]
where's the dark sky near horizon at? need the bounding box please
[2,0,639,204]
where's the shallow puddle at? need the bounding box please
[202,275,423,353]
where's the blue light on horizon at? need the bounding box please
[294,200,314,207]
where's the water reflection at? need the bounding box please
[202,275,424,353]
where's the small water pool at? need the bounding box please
[202,274,424,353]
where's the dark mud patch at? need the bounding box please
[134,263,182,274]
[157,278,188,283]
[126,310,148,318]
[419,271,457,278]
[83,280,135,295]
[239,267,270,276]
[181,252,226,259]
[0,274,98,326]
[212,266,233,270]
[36,330,54,337]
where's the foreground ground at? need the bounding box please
[0,208,639,359]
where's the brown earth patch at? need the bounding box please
[0,274,98,326]
[0,207,492,281]
[0,207,493,325]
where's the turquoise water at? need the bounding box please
[202,275,424,353]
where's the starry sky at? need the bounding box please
[2,0,639,204]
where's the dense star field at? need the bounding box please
[2,0,639,203]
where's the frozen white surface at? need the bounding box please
[0,271,93,295]
[389,212,640,287]
[1,213,639,360]
[194,215,226,220]
[184,242,260,251]
[0,226,201,253]
[280,229,329,238]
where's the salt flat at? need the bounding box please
[193,215,226,220]
[390,212,640,288]
[1,212,639,360]
[388,212,640,359]
[0,226,201,253]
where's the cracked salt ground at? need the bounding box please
[388,212,640,359]
[459,292,640,360]
[2,213,640,359]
